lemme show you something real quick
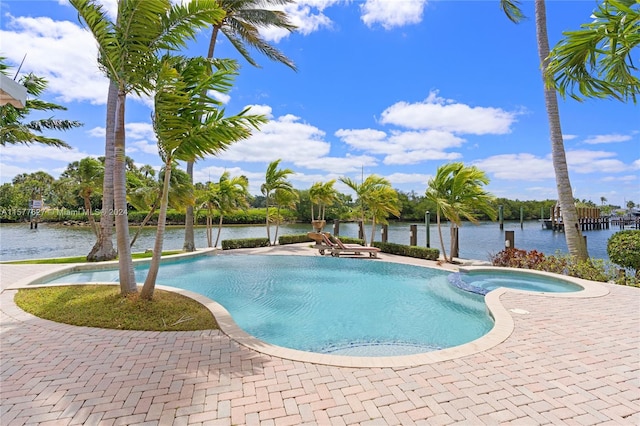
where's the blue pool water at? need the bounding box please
[41,255,494,356]
[449,270,583,295]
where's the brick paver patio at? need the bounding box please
[1,247,639,425]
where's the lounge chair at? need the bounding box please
[307,232,332,255]
[322,232,380,258]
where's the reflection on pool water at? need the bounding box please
[450,270,583,295]
[40,255,495,357]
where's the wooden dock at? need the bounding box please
[541,205,614,232]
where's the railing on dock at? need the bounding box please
[542,204,640,231]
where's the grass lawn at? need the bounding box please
[15,285,218,331]
[5,250,184,264]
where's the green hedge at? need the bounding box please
[278,234,314,245]
[221,237,271,250]
[372,241,440,261]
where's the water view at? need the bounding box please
[0,220,621,262]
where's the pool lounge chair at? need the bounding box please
[322,232,380,258]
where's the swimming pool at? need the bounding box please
[40,255,494,356]
[450,269,583,295]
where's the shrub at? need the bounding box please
[278,234,314,245]
[221,238,270,250]
[607,230,640,275]
[490,248,620,284]
[372,241,440,261]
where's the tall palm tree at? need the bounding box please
[426,162,496,263]
[87,82,118,262]
[501,0,588,261]
[546,0,639,103]
[140,55,265,300]
[339,174,393,246]
[71,0,225,294]
[0,59,82,148]
[183,0,297,252]
[261,159,294,245]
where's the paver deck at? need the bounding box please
[1,245,639,425]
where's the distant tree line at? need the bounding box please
[2,159,629,225]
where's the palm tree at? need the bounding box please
[61,157,104,238]
[501,0,588,261]
[425,162,496,263]
[366,186,401,245]
[140,55,265,300]
[273,187,299,243]
[546,0,639,103]
[128,165,194,248]
[261,159,294,245]
[200,172,250,248]
[87,82,117,262]
[0,58,82,148]
[183,0,297,252]
[71,0,225,294]
[339,174,393,246]
[309,180,338,229]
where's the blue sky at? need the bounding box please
[1,0,638,207]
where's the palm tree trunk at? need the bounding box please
[370,218,377,246]
[265,202,272,245]
[436,212,448,262]
[182,26,222,253]
[130,197,159,248]
[114,89,137,294]
[274,206,281,244]
[535,0,588,261]
[183,160,196,251]
[141,161,172,300]
[214,215,223,247]
[87,81,117,262]
[83,192,98,237]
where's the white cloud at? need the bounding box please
[295,154,378,174]
[567,150,628,174]
[360,0,427,29]
[473,153,553,180]
[125,122,156,141]
[562,134,578,140]
[1,14,108,105]
[601,175,638,182]
[336,127,465,165]
[0,144,94,182]
[583,134,633,144]
[217,112,329,163]
[262,0,340,42]
[380,91,518,134]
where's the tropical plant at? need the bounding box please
[546,0,640,103]
[309,180,338,222]
[425,162,496,263]
[339,174,396,246]
[501,0,589,261]
[60,157,104,237]
[140,55,265,300]
[0,58,82,147]
[366,185,401,245]
[273,186,299,243]
[128,165,194,248]
[200,172,250,247]
[261,159,294,245]
[182,0,298,252]
[607,230,640,278]
[71,0,225,293]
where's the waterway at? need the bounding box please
[0,220,623,262]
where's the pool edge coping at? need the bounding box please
[7,246,612,368]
